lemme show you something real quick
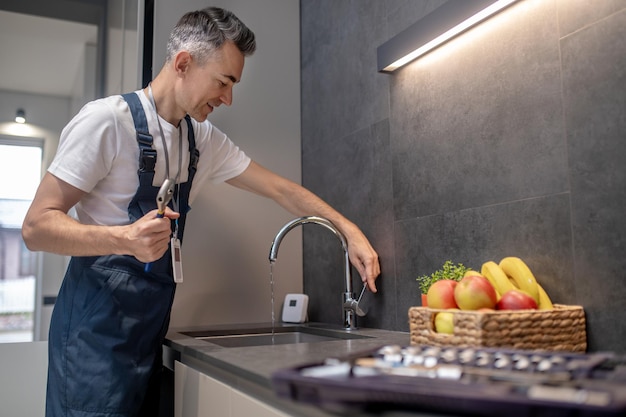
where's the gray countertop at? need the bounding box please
[164,322,465,417]
[166,322,409,381]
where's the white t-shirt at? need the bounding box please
[48,90,251,226]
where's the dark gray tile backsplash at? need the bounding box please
[301,0,626,353]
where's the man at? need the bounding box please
[22,7,379,417]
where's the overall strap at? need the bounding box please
[122,93,158,224]
[121,92,150,148]
[121,92,157,178]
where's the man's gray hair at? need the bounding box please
[166,7,256,64]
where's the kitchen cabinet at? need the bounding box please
[0,341,48,417]
[174,360,290,417]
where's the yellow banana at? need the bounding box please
[537,283,554,310]
[481,261,515,296]
[463,270,482,278]
[498,257,540,304]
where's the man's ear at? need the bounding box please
[173,51,192,75]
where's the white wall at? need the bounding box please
[153,0,302,327]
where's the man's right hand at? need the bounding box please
[126,208,180,263]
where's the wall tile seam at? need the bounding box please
[329,117,391,144]
[392,191,572,224]
[553,2,573,226]
[557,7,626,42]
[389,201,401,331]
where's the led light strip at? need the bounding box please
[378,0,520,73]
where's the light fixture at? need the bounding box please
[377,0,520,73]
[15,108,26,124]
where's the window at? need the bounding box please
[19,241,36,277]
[0,136,43,343]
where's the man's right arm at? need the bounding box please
[22,172,177,262]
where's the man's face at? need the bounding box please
[181,41,245,122]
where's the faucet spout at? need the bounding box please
[269,216,361,329]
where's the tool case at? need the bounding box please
[272,344,626,416]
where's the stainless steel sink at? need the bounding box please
[181,325,371,348]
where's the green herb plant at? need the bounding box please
[417,260,471,295]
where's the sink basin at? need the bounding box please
[181,325,371,348]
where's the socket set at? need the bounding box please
[272,344,626,416]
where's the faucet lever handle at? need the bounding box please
[344,284,367,317]
[357,283,367,304]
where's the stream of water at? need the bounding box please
[270,261,276,341]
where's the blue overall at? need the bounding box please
[46,92,199,417]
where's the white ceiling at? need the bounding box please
[0,10,98,97]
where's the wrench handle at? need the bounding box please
[144,211,165,272]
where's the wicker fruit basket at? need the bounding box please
[409,304,587,352]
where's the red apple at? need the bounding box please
[496,289,538,310]
[426,280,459,309]
[453,275,498,310]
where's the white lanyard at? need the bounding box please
[147,84,183,238]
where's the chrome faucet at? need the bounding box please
[269,216,366,330]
